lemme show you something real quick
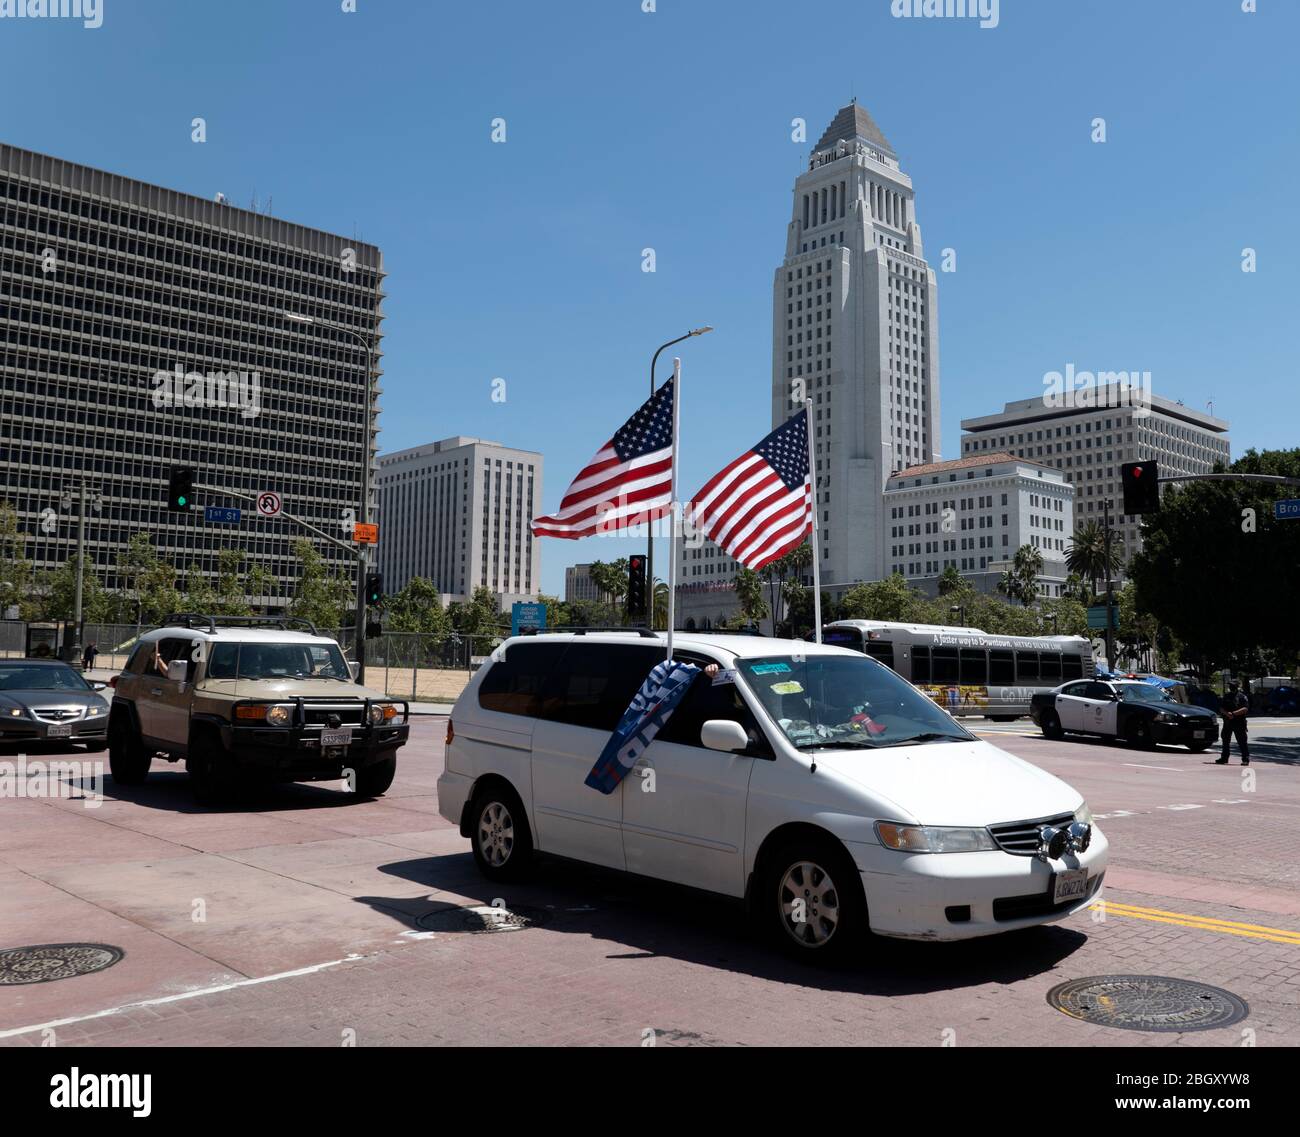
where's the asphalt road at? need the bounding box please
[1,716,1298,1047]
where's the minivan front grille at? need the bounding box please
[988,812,1075,856]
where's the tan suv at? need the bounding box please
[108,614,409,803]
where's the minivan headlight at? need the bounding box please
[1075,802,1094,825]
[265,704,293,727]
[875,822,997,854]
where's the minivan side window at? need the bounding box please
[656,666,772,757]
[539,643,663,731]
[477,643,569,717]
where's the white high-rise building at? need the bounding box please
[770,100,941,586]
[376,436,542,607]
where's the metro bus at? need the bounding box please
[815,619,1095,720]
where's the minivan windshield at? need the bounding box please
[737,653,975,751]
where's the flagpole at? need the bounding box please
[803,399,822,644]
[665,357,682,661]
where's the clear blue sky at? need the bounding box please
[4,0,1297,595]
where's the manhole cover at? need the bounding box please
[415,904,551,934]
[1047,975,1248,1032]
[0,943,124,985]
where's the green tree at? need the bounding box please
[116,533,182,625]
[997,544,1045,607]
[0,500,34,619]
[1130,447,1300,677]
[287,538,352,631]
[732,566,769,625]
[38,556,112,623]
[386,577,451,637]
[1065,520,1121,600]
[839,572,929,622]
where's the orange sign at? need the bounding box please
[352,523,379,545]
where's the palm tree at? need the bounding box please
[652,579,669,631]
[1065,520,1121,599]
[998,544,1045,607]
[732,566,770,626]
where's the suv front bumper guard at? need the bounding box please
[222,697,410,777]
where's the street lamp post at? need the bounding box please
[1101,496,1116,670]
[61,482,102,665]
[284,312,375,682]
[647,327,713,626]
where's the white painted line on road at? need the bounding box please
[1123,763,1182,771]
[0,952,367,1041]
[1160,803,1205,811]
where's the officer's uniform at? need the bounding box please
[1217,688,1250,765]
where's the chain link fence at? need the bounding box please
[2,620,500,706]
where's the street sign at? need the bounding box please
[256,491,283,519]
[511,602,547,637]
[204,506,241,524]
[1087,605,1116,631]
[1274,499,1300,520]
[352,522,379,544]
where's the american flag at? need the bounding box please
[686,408,812,571]
[530,378,674,539]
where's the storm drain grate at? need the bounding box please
[1047,975,1248,1032]
[416,903,552,934]
[0,943,124,985]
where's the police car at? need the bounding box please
[1030,678,1218,750]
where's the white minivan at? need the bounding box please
[438,632,1107,959]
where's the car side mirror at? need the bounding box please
[166,659,189,683]
[89,680,107,691]
[347,661,359,681]
[700,719,750,753]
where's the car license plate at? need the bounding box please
[320,728,352,748]
[46,723,73,738]
[1053,868,1088,905]
[1194,729,1209,739]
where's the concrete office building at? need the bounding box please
[771,99,941,586]
[960,391,1230,565]
[0,143,383,601]
[375,436,541,608]
[884,452,1075,599]
[564,563,600,605]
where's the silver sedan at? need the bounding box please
[0,660,110,750]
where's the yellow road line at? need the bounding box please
[1093,900,1300,945]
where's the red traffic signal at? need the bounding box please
[1121,460,1160,515]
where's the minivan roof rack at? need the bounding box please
[161,613,320,635]
[523,626,661,639]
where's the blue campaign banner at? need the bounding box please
[511,602,546,636]
[1274,499,1300,520]
[204,506,241,523]
[584,659,700,795]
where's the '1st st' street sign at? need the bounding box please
[1274,499,1300,520]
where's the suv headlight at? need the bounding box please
[875,822,997,853]
[265,704,293,727]
[368,703,397,725]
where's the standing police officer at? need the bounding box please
[1215,679,1250,766]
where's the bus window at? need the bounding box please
[1041,652,1062,682]
[959,648,987,684]
[912,646,930,683]
[865,641,896,669]
[823,628,864,652]
[1063,655,1084,680]
[1016,651,1040,682]
[989,649,1014,684]
[932,647,958,683]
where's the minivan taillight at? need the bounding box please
[445,719,454,745]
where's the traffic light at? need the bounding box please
[364,572,383,607]
[626,554,647,624]
[1121,460,1160,515]
[365,619,383,639]
[167,466,195,512]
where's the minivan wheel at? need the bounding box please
[108,716,151,785]
[1040,709,1064,740]
[764,837,866,963]
[470,784,534,881]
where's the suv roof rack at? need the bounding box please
[522,626,661,639]
[161,613,320,635]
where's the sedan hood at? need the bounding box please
[0,689,108,710]
[809,740,1083,828]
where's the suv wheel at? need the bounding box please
[187,731,235,805]
[469,783,534,882]
[351,754,396,799]
[762,835,867,963]
[108,714,151,785]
